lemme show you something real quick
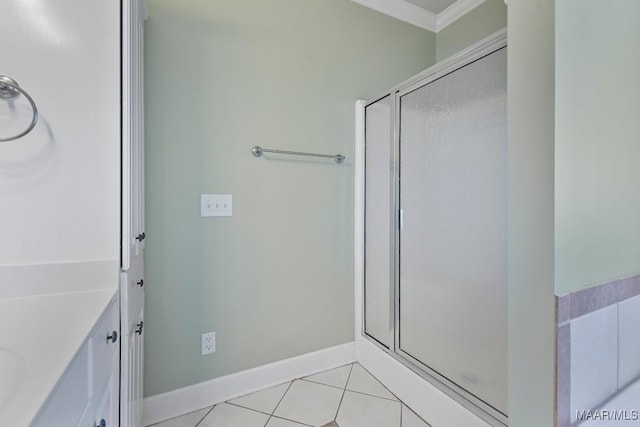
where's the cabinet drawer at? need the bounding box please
[90,300,119,397]
[77,400,97,427]
[94,357,119,427]
[32,344,90,427]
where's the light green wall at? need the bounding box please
[436,0,507,62]
[507,0,556,425]
[144,0,435,397]
[555,0,640,295]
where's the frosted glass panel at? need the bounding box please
[398,48,507,414]
[364,95,393,348]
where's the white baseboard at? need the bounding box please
[142,342,356,426]
[356,337,492,427]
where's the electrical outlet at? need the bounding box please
[201,332,216,355]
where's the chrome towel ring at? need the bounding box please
[0,75,39,142]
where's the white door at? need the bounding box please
[121,1,146,426]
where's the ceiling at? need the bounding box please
[350,0,486,33]
[404,0,458,15]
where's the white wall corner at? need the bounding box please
[350,0,437,32]
[142,342,356,426]
[437,0,486,31]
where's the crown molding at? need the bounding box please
[436,0,485,31]
[351,0,438,32]
[351,0,486,33]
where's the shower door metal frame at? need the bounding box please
[363,93,397,350]
[362,29,508,427]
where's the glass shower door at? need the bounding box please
[364,95,394,349]
[398,48,508,415]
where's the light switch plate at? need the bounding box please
[201,194,232,217]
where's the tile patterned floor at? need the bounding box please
[151,363,431,427]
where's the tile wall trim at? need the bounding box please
[555,273,640,427]
[557,273,640,322]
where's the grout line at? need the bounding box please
[403,402,432,426]
[202,363,423,427]
[344,388,401,403]
[200,401,312,427]
[271,380,294,416]
[351,363,402,402]
[226,401,273,417]
[334,363,355,421]
[297,360,356,390]
[300,378,348,391]
[353,362,429,426]
[299,361,356,380]
[269,415,314,426]
[192,361,427,427]
[194,404,216,427]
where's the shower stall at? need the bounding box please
[361,32,507,425]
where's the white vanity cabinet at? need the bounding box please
[32,295,120,427]
[1,0,144,424]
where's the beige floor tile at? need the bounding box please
[336,391,400,427]
[401,404,430,427]
[150,407,212,427]
[266,416,310,427]
[346,364,397,400]
[151,366,432,427]
[228,382,291,414]
[303,364,353,389]
[273,380,343,426]
[198,403,269,427]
